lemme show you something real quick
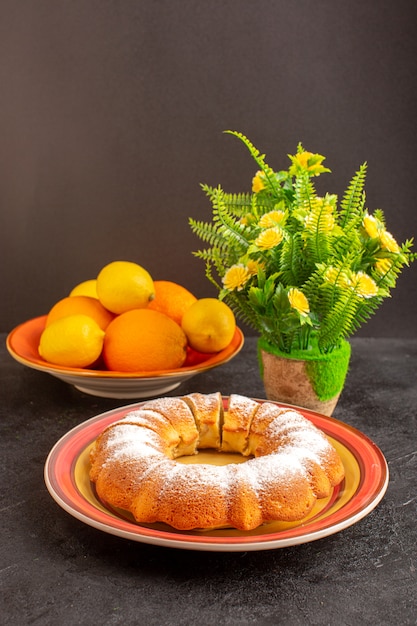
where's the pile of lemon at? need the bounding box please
[38,260,236,371]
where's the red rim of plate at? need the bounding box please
[44,399,389,551]
[6,316,244,379]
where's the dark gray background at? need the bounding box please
[1,0,416,336]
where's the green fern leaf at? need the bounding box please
[293,170,317,213]
[339,163,367,229]
[222,192,253,217]
[209,187,252,252]
[318,291,360,350]
[224,130,283,197]
[280,231,306,285]
[303,196,335,266]
[221,290,261,331]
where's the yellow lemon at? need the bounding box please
[69,279,98,299]
[96,261,155,314]
[38,314,105,368]
[181,298,236,353]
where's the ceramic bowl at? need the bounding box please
[6,316,244,399]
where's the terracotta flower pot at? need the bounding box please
[258,339,351,416]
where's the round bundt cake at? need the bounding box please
[89,393,345,531]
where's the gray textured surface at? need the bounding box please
[1,336,417,625]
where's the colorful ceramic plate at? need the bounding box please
[44,398,389,551]
[6,316,244,399]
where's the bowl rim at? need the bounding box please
[6,315,244,380]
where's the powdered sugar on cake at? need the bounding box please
[89,393,345,530]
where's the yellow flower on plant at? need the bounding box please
[363,213,380,238]
[379,230,400,253]
[222,264,251,291]
[259,210,286,228]
[351,271,378,298]
[296,152,313,168]
[255,227,284,250]
[246,259,264,276]
[252,171,265,193]
[288,150,330,177]
[288,288,310,316]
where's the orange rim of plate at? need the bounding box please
[6,316,244,379]
[44,398,389,551]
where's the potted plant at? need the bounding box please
[189,131,415,414]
